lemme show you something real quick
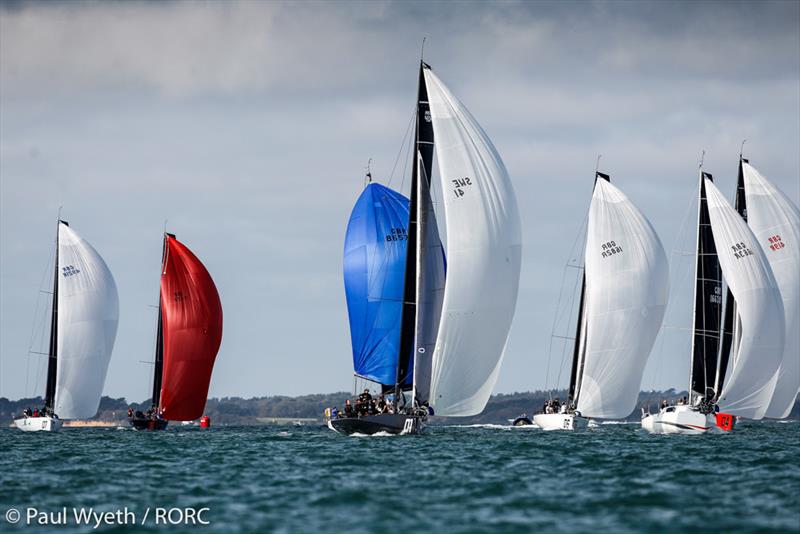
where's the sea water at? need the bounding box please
[1,421,798,532]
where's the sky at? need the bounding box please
[1,0,798,404]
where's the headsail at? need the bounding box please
[575,178,670,418]
[54,222,119,419]
[423,67,522,416]
[343,183,411,387]
[158,235,223,421]
[741,162,800,418]
[704,177,784,419]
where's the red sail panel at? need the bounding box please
[159,235,223,421]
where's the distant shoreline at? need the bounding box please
[2,391,798,427]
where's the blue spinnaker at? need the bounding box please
[343,183,412,387]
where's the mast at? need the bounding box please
[44,220,65,412]
[395,61,435,409]
[150,232,172,409]
[715,156,748,397]
[569,171,609,406]
[688,172,724,404]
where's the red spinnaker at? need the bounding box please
[159,236,223,421]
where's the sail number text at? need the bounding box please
[62,265,81,277]
[385,227,408,242]
[731,242,753,259]
[600,241,623,258]
[767,235,785,251]
[452,177,472,198]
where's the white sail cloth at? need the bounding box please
[55,223,119,419]
[704,178,784,419]
[742,162,800,418]
[576,179,670,418]
[424,68,522,416]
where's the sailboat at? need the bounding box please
[329,59,522,435]
[534,172,670,431]
[735,156,799,418]
[641,169,785,434]
[15,219,119,432]
[129,232,223,430]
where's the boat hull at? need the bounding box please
[327,414,423,435]
[511,416,533,426]
[641,405,732,435]
[533,413,589,431]
[14,416,63,432]
[129,417,169,431]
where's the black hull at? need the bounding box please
[328,414,423,435]
[512,417,533,426]
[129,417,168,431]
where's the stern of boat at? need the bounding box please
[14,416,63,432]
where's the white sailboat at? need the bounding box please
[14,219,119,432]
[642,170,784,434]
[738,159,800,419]
[330,59,521,435]
[535,172,670,431]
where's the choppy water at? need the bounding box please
[2,421,798,533]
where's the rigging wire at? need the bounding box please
[647,182,698,392]
[387,104,416,191]
[544,204,590,395]
[25,244,56,398]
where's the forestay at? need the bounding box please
[424,69,522,416]
[704,178,784,419]
[55,223,119,419]
[742,162,800,418]
[576,179,669,418]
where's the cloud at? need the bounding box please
[1,1,798,403]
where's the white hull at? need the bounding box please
[14,416,64,432]
[641,405,720,435]
[533,413,589,431]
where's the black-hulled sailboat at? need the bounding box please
[328,58,522,435]
[129,232,223,430]
[15,218,119,432]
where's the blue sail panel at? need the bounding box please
[343,183,411,386]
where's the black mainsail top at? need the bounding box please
[150,232,172,408]
[395,61,436,406]
[568,172,610,405]
[44,220,67,412]
[689,173,724,401]
[715,158,748,398]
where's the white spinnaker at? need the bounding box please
[424,68,522,416]
[742,162,800,418]
[704,178,784,419]
[576,179,670,418]
[55,223,119,419]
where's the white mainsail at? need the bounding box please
[55,222,120,419]
[575,179,670,418]
[742,162,800,418]
[423,68,522,416]
[704,178,784,419]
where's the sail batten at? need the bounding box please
[689,174,724,401]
